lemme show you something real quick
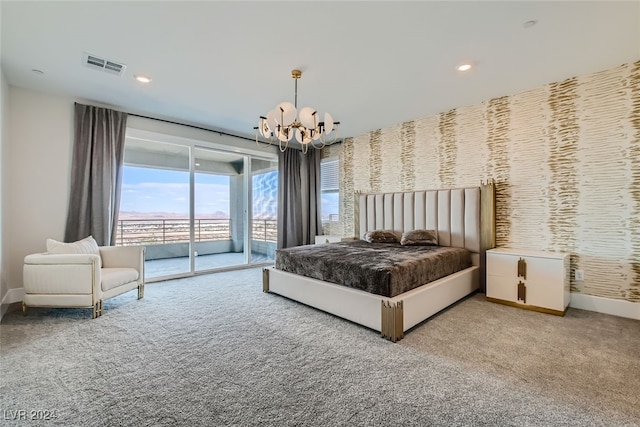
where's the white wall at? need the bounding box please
[5,87,74,301]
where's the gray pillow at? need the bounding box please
[400,229,438,246]
[364,229,399,244]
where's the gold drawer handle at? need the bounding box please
[517,280,526,303]
[517,257,527,279]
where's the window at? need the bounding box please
[321,157,339,223]
[118,132,278,280]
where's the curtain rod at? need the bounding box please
[127,113,256,143]
[129,112,344,147]
[75,103,343,147]
[75,101,256,143]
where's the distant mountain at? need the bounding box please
[118,211,230,220]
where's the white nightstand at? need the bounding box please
[486,248,570,316]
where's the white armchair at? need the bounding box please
[23,245,145,318]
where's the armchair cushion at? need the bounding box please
[101,268,140,292]
[22,255,99,295]
[46,236,100,256]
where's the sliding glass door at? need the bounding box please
[193,147,248,272]
[119,135,276,281]
[251,159,278,262]
[119,140,192,278]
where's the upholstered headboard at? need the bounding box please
[358,187,482,253]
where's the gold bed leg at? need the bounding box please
[138,283,144,299]
[262,268,270,292]
[22,302,27,316]
[381,300,404,342]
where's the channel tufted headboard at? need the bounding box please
[358,187,484,255]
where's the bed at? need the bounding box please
[263,184,496,342]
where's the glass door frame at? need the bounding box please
[124,128,277,282]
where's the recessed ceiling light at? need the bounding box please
[457,63,472,72]
[523,20,538,29]
[134,74,152,83]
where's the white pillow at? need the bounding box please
[47,235,100,255]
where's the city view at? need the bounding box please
[118,165,338,235]
[117,166,278,246]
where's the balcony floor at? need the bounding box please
[146,252,272,279]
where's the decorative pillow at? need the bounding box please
[364,229,399,244]
[46,235,100,255]
[400,229,438,246]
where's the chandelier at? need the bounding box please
[255,69,340,153]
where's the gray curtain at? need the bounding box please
[64,103,128,246]
[277,148,322,249]
[300,149,322,245]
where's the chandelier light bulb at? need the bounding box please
[258,117,270,139]
[276,102,297,126]
[299,107,317,129]
[324,112,334,135]
[266,110,278,133]
[295,128,313,145]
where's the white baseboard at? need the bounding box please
[569,293,640,321]
[1,287,25,320]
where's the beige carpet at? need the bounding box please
[1,267,639,426]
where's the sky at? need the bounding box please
[120,166,337,219]
[120,166,230,215]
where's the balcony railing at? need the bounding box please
[116,218,277,246]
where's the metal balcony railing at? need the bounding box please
[115,218,277,246]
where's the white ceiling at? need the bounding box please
[2,1,639,141]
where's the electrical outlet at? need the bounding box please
[575,269,584,281]
[194,251,199,257]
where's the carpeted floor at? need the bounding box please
[1,267,639,426]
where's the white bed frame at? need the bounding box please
[264,184,495,342]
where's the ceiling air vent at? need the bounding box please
[82,52,126,76]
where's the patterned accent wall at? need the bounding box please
[400,121,416,191]
[547,78,581,289]
[485,96,511,246]
[630,62,640,301]
[324,60,640,303]
[368,130,383,192]
[438,110,457,187]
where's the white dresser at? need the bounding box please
[486,248,570,316]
